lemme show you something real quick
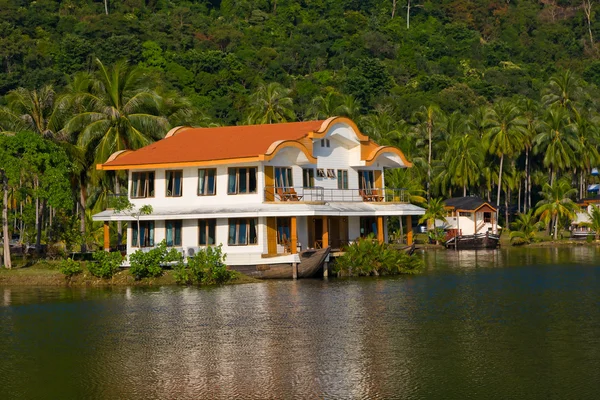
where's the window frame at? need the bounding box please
[337,170,349,189]
[275,167,293,188]
[302,168,315,188]
[358,170,375,190]
[165,170,183,197]
[228,218,258,246]
[165,220,183,247]
[198,219,217,246]
[131,221,155,248]
[198,168,217,196]
[130,171,155,199]
[227,167,258,195]
[276,217,291,245]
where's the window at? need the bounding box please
[165,220,182,247]
[277,217,291,244]
[166,170,183,197]
[484,212,492,223]
[198,169,216,195]
[228,167,257,194]
[326,169,336,178]
[317,168,326,178]
[359,217,377,237]
[131,221,155,247]
[337,170,348,189]
[199,219,216,246]
[228,218,258,245]
[320,139,330,148]
[131,172,155,198]
[275,167,293,188]
[358,170,375,190]
[459,212,471,217]
[302,168,314,188]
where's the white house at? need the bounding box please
[442,197,500,238]
[92,117,425,274]
[571,195,600,238]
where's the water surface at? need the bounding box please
[1,247,599,399]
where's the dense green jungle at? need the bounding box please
[1,0,600,262]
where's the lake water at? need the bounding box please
[1,247,599,399]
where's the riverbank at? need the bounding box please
[0,261,262,287]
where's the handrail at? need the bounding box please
[264,186,408,203]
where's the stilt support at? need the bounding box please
[103,221,110,251]
[290,216,297,254]
[407,216,413,245]
[292,262,298,280]
[323,262,328,278]
[322,216,329,248]
[377,216,384,244]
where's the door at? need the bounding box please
[264,166,274,201]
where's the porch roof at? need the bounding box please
[92,202,425,221]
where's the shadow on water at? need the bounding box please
[1,247,599,399]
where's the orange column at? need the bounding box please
[290,217,297,254]
[103,221,110,251]
[322,216,329,248]
[377,216,384,244]
[406,215,413,245]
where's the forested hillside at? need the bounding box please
[1,0,600,258]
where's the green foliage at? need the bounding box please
[510,211,541,246]
[333,236,423,277]
[128,241,182,280]
[89,251,123,279]
[174,245,235,285]
[58,258,82,279]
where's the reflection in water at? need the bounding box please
[1,247,599,399]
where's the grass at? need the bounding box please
[0,259,263,287]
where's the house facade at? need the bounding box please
[92,117,425,270]
[442,197,500,239]
[571,194,600,238]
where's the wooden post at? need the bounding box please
[322,216,329,248]
[473,212,477,234]
[377,216,384,244]
[290,216,297,254]
[292,263,298,279]
[406,215,413,245]
[103,221,110,251]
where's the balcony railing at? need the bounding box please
[264,186,409,203]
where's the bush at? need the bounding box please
[333,235,423,277]
[129,241,183,280]
[174,245,235,285]
[89,251,123,278]
[58,258,83,280]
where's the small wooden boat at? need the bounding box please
[445,233,500,249]
[230,247,331,279]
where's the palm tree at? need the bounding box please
[447,132,483,196]
[509,210,541,245]
[485,100,526,208]
[542,70,582,112]
[572,108,600,196]
[308,91,341,120]
[337,94,361,120]
[533,106,579,185]
[248,82,295,124]
[584,205,600,240]
[64,59,170,245]
[413,105,444,200]
[517,97,541,212]
[385,168,426,205]
[419,198,447,244]
[0,85,65,139]
[535,178,579,240]
[467,105,490,138]
[360,105,407,146]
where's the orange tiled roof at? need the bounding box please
[101,120,327,169]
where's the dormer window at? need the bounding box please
[166,170,183,197]
[320,139,330,148]
[131,172,155,198]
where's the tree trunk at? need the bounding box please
[427,118,432,201]
[392,0,397,18]
[104,0,109,15]
[505,188,510,230]
[115,175,122,245]
[583,0,594,48]
[36,199,46,253]
[2,170,11,269]
[518,180,521,214]
[496,154,504,208]
[553,213,558,240]
[524,148,529,213]
[80,180,87,253]
[406,0,411,29]
[463,185,467,197]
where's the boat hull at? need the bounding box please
[445,234,500,250]
[229,247,331,279]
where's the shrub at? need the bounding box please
[129,241,183,280]
[59,258,83,280]
[89,251,123,279]
[174,245,234,285]
[333,235,423,276]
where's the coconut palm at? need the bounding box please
[360,105,407,146]
[337,94,361,121]
[533,106,579,185]
[413,104,444,200]
[248,82,296,124]
[484,100,527,208]
[542,69,583,112]
[307,91,341,120]
[385,168,426,205]
[0,85,66,139]
[572,108,600,195]
[447,132,483,196]
[467,105,490,138]
[517,97,541,212]
[64,59,169,167]
[509,210,541,245]
[535,178,579,240]
[419,198,447,244]
[584,205,600,240]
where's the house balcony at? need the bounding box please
[264,186,409,203]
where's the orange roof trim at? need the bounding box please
[97,117,412,170]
